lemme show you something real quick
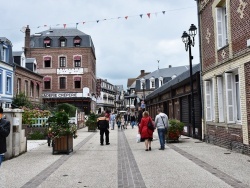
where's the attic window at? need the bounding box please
[44,39,51,48]
[59,37,66,47]
[74,38,81,47]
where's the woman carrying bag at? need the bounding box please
[138,111,154,151]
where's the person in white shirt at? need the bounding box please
[154,108,169,150]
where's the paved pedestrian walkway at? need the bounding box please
[1,125,250,188]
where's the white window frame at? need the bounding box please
[150,77,155,89]
[159,77,163,87]
[6,76,11,93]
[217,76,225,122]
[216,2,228,49]
[140,78,145,89]
[225,72,241,123]
[205,80,212,121]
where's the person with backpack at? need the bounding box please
[154,108,169,150]
[97,111,110,145]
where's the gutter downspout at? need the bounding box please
[195,0,205,141]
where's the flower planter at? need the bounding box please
[52,135,73,154]
[166,131,181,143]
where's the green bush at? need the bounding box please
[29,131,46,140]
[168,119,184,133]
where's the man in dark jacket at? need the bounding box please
[97,111,110,145]
[0,106,10,166]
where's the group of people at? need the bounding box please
[97,107,169,151]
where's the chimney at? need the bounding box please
[140,70,145,75]
[169,65,172,68]
[24,25,31,57]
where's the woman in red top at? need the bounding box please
[139,111,154,151]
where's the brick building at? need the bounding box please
[199,0,250,154]
[24,26,96,114]
[13,51,43,105]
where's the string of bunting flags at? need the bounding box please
[33,6,194,29]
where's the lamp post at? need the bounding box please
[142,82,146,110]
[181,24,197,138]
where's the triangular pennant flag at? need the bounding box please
[162,11,165,14]
[83,22,85,24]
[97,20,99,23]
[125,16,128,19]
[140,14,143,18]
[147,13,150,18]
[63,24,66,28]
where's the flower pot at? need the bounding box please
[166,131,181,143]
[52,135,73,154]
[87,122,97,132]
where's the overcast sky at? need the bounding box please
[1,0,199,90]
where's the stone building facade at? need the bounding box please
[199,0,250,154]
[24,26,96,114]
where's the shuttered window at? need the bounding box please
[217,77,224,122]
[216,2,228,49]
[205,81,212,121]
[225,73,234,123]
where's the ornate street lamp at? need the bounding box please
[181,24,197,138]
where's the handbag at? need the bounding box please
[136,133,141,143]
[147,118,155,130]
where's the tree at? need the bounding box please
[12,92,32,108]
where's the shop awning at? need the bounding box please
[74,56,81,61]
[74,39,81,43]
[44,56,51,61]
[74,77,81,81]
[44,40,50,44]
[44,77,51,81]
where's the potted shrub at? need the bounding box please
[85,112,98,132]
[47,111,77,154]
[166,119,184,143]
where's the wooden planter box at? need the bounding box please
[87,122,97,132]
[52,135,73,154]
[166,131,181,143]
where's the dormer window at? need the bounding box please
[74,37,81,47]
[59,37,66,47]
[150,77,155,89]
[44,38,51,48]
[159,77,163,87]
[140,78,145,90]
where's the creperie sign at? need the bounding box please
[42,93,78,98]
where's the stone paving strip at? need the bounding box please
[118,130,146,188]
[20,132,96,188]
[168,144,249,188]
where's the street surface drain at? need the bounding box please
[224,153,231,154]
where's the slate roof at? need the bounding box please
[26,58,36,63]
[127,71,150,88]
[142,65,189,80]
[0,37,12,45]
[30,28,95,52]
[146,64,201,100]
[13,51,23,56]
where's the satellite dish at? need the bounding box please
[20,26,27,33]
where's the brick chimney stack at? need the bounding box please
[24,25,31,57]
[140,70,145,76]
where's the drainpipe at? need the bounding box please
[195,0,205,141]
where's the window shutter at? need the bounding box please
[225,73,234,123]
[205,81,212,121]
[216,8,223,48]
[217,77,224,122]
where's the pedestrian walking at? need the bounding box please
[137,107,143,126]
[109,112,116,130]
[124,113,130,129]
[130,114,136,129]
[154,108,169,150]
[139,111,154,151]
[0,107,11,166]
[121,115,125,130]
[97,111,110,146]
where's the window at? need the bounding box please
[150,78,155,89]
[217,77,224,122]
[75,60,81,67]
[216,2,228,48]
[59,77,66,89]
[6,76,12,94]
[75,80,81,88]
[159,77,163,87]
[59,57,66,67]
[204,80,214,121]
[225,72,241,123]
[44,81,51,89]
[17,78,21,94]
[60,40,66,47]
[74,38,81,47]
[44,39,51,48]
[44,57,51,68]
[30,82,34,97]
[2,46,7,62]
[0,71,2,93]
[25,81,28,96]
[36,84,40,98]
